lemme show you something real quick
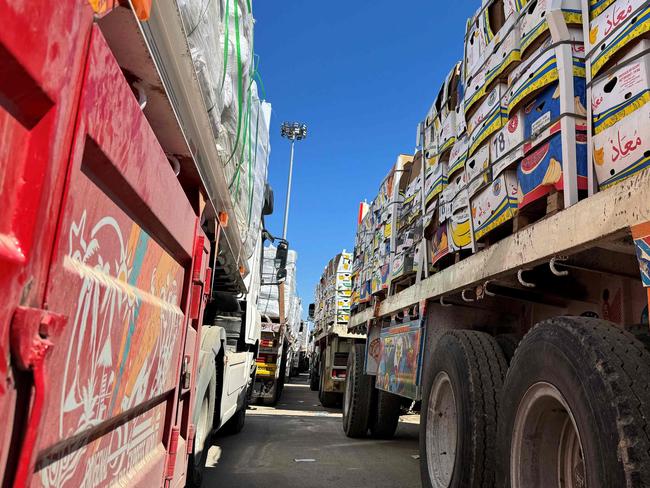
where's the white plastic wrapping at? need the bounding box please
[179,0,266,257]
[258,245,299,320]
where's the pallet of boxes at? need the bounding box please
[312,252,362,406]
[351,160,407,308]
[253,245,299,405]
[423,0,589,264]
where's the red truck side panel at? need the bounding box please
[0,1,93,484]
[24,27,199,487]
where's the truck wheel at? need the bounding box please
[187,389,213,487]
[369,389,401,439]
[343,344,373,437]
[495,333,519,365]
[319,389,340,408]
[309,370,319,391]
[419,330,506,488]
[223,402,246,435]
[497,316,650,488]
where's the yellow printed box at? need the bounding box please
[468,83,508,155]
[592,50,650,136]
[505,34,585,115]
[449,190,473,252]
[425,159,449,205]
[491,108,525,178]
[471,170,520,241]
[593,98,650,189]
[465,67,488,115]
[465,5,490,82]
[485,19,522,87]
[588,0,650,77]
[449,134,469,178]
[466,138,491,184]
[519,0,583,55]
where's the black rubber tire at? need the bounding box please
[626,323,650,352]
[495,333,519,365]
[342,344,373,437]
[318,354,340,407]
[309,369,319,391]
[187,376,215,488]
[419,330,507,488]
[319,389,341,408]
[497,316,650,487]
[369,389,402,439]
[222,402,246,435]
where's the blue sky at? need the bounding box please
[254,1,476,315]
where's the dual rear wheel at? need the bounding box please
[420,317,650,487]
[342,343,402,439]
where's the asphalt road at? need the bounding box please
[202,374,421,488]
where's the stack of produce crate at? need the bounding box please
[315,252,353,332]
[393,154,424,283]
[351,0,649,303]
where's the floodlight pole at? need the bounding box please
[282,139,295,240]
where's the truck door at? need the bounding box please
[23,27,199,488]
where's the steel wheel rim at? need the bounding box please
[511,382,586,488]
[194,395,209,467]
[426,371,457,487]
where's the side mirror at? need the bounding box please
[308,303,315,320]
[275,240,289,281]
[262,183,274,216]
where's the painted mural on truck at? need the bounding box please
[375,320,424,400]
[37,210,185,488]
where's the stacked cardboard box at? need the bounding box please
[314,252,353,333]
[351,156,411,305]
[459,0,588,242]
[393,154,425,280]
[351,0,643,302]
[587,0,650,190]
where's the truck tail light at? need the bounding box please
[332,369,347,379]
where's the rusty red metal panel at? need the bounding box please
[16,26,200,488]
[0,0,93,484]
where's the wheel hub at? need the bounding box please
[511,382,586,488]
[426,371,457,488]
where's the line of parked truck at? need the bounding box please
[312,0,650,486]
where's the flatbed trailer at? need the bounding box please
[340,1,650,485]
[344,166,650,487]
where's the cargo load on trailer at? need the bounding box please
[310,252,365,407]
[253,244,302,405]
[341,1,650,487]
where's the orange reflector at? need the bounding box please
[218,211,229,228]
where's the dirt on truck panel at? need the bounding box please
[203,374,421,488]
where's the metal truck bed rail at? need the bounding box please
[102,1,248,292]
[349,168,650,327]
